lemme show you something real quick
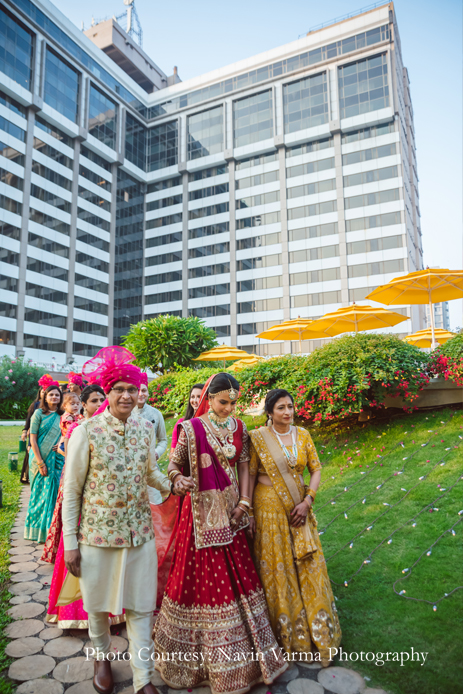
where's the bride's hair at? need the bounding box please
[264,388,294,424]
[208,373,240,396]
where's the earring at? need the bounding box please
[267,415,273,427]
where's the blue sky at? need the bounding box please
[61,0,463,328]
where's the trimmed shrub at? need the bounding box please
[429,334,463,386]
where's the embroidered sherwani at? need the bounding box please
[62,406,171,691]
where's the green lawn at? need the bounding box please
[0,427,24,693]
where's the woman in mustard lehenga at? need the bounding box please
[249,389,341,667]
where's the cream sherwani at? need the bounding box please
[62,406,171,691]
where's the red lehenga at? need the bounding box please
[154,415,287,694]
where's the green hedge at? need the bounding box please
[148,334,431,424]
[0,356,45,420]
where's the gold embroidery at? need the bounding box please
[200,453,213,468]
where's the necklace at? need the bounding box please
[208,409,237,459]
[272,425,298,468]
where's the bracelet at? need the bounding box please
[306,488,317,502]
[168,469,181,483]
[247,508,254,518]
[237,503,249,515]
[170,483,176,496]
[238,498,250,508]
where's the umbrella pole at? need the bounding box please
[429,298,437,349]
[299,329,302,354]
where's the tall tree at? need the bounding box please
[122,314,218,373]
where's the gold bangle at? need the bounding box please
[306,488,317,502]
[239,498,250,508]
[237,503,249,515]
[168,469,181,483]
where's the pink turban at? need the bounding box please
[68,372,84,387]
[82,346,142,394]
[38,374,55,388]
[140,372,148,387]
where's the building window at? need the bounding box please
[344,188,400,209]
[188,222,229,239]
[289,222,338,241]
[0,6,33,89]
[236,212,280,229]
[189,203,229,220]
[125,113,146,171]
[341,122,394,144]
[0,90,26,118]
[89,84,117,149]
[188,262,230,278]
[80,145,112,171]
[237,232,281,250]
[30,184,71,213]
[233,90,273,148]
[347,235,404,255]
[79,164,111,192]
[75,252,109,274]
[26,282,67,304]
[237,276,281,292]
[145,213,182,230]
[0,194,22,216]
[237,191,280,208]
[342,143,396,166]
[189,242,229,258]
[75,274,108,294]
[338,53,389,120]
[291,290,342,308]
[0,301,17,318]
[78,186,111,212]
[290,268,341,285]
[76,230,109,252]
[283,72,328,134]
[0,221,20,239]
[24,309,66,328]
[73,320,107,337]
[347,258,404,278]
[190,305,230,318]
[44,48,79,123]
[289,245,339,262]
[343,165,398,188]
[189,184,228,201]
[287,200,337,220]
[0,115,26,142]
[237,254,281,271]
[147,176,182,192]
[286,157,335,178]
[145,251,182,267]
[147,121,178,171]
[238,298,282,313]
[0,140,25,167]
[189,164,228,181]
[146,194,182,211]
[23,335,66,352]
[188,105,223,160]
[31,161,72,191]
[286,137,333,158]
[0,248,19,265]
[33,138,73,168]
[28,232,69,258]
[35,115,73,147]
[236,152,277,170]
[146,231,182,248]
[27,259,68,281]
[236,170,279,189]
[145,290,182,306]
[74,296,108,315]
[73,343,100,357]
[29,209,70,236]
[145,271,182,285]
[287,179,336,199]
[346,211,401,232]
[189,283,230,298]
[0,166,23,190]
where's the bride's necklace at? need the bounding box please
[272,425,298,468]
[208,410,237,459]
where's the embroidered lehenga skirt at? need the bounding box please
[154,493,287,694]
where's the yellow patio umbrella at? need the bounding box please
[402,328,456,348]
[307,303,408,336]
[229,354,265,372]
[193,343,250,368]
[257,318,332,353]
[366,268,463,347]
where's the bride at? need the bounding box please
[154,372,287,694]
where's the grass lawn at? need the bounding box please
[0,426,24,694]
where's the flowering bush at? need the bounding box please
[0,355,46,419]
[428,334,463,386]
[291,334,430,423]
[235,355,305,413]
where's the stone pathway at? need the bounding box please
[5,485,387,694]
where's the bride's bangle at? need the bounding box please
[168,469,181,483]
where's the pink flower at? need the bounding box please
[8,369,12,373]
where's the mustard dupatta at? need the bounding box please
[250,427,318,562]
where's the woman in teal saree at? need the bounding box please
[24,385,65,542]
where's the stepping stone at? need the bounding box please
[10,538,34,545]
[5,636,45,658]
[4,619,44,639]
[10,595,32,605]
[53,656,93,683]
[318,666,366,694]
[37,575,52,585]
[32,588,50,602]
[10,554,39,564]
[9,581,41,595]
[65,683,96,694]
[364,690,388,694]
[8,654,56,681]
[44,636,84,658]
[9,546,35,555]
[36,564,54,576]
[16,680,64,694]
[9,561,39,573]
[288,681,324,694]
[151,671,164,686]
[277,664,300,682]
[84,635,128,656]
[299,662,322,670]
[112,658,133,683]
[8,602,45,620]
[10,572,37,582]
[39,627,63,640]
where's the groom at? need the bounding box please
[62,353,176,694]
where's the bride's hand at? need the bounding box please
[173,475,195,496]
[290,500,309,527]
[230,505,245,529]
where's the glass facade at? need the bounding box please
[283,72,328,133]
[114,170,144,344]
[125,113,146,170]
[338,53,389,119]
[89,84,117,149]
[147,121,178,171]
[44,48,79,123]
[233,90,273,148]
[0,5,33,90]
[187,106,223,160]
